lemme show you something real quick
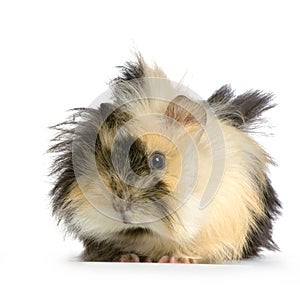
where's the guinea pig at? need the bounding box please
[49,54,281,263]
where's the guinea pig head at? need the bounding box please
[72,96,207,238]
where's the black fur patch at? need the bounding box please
[81,238,122,262]
[113,55,144,83]
[207,85,275,129]
[48,124,77,223]
[81,228,153,261]
[109,134,151,178]
[110,55,145,103]
[48,105,132,224]
[243,176,281,258]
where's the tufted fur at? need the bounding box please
[49,54,281,263]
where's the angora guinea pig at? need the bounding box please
[49,54,281,263]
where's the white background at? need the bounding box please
[0,0,299,299]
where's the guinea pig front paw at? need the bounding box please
[158,256,194,264]
[112,253,140,262]
[112,253,152,263]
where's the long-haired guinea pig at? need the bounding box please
[49,54,281,263]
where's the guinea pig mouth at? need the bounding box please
[119,227,152,236]
[119,212,131,224]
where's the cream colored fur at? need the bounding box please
[65,57,272,262]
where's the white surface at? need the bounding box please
[0,0,299,299]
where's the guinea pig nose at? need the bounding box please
[124,201,132,211]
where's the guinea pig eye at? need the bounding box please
[149,152,166,170]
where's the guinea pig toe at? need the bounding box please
[112,253,140,263]
[158,256,194,264]
[158,256,170,263]
[177,257,194,264]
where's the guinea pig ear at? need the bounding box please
[99,103,115,118]
[165,95,207,128]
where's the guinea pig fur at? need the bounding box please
[49,54,281,263]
